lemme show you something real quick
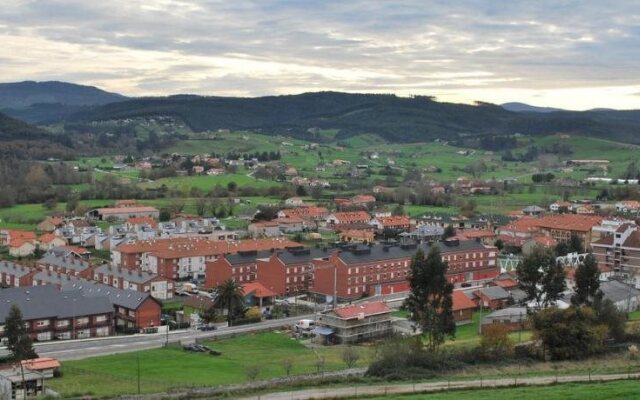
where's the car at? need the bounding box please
[198,324,217,331]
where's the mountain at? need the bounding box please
[64,91,640,144]
[0,81,126,109]
[0,111,47,140]
[501,102,562,113]
[0,111,73,159]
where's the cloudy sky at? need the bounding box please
[1,1,639,109]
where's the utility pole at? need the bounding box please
[137,352,141,395]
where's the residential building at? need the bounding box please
[92,264,174,299]
[616,201,640,214]
[599,280,640,311]
[0,261,36,287]
[0,285,114,341]
[452,290,476,324]
[204,250,266,288]
[326,211,371,226]
[87,206,160,221]
[312,240,498,301]
[481,306,528,331]
[592,223,640,287]
[256,247,322,296]
[370,216,411,232]
[248,221,281,238]
[475,286,511,310]
[0,368,45,399]
[62,280,162,332]
[37,253,94,278]
[314,302,392,344]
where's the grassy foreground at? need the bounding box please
[49,332,359,397]
[367,380,640,400]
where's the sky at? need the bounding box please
[1,1,639,110]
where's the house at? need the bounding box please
[452,290,476,324]
[314,302,392,344]
[87,206,160,221]
[21,358,61,379]
[616,201,640,214]
[0,285,114,341]
[475,286,511,310]
[277,206,329,225]
[8,240,36,257]
[599,280,640,311]
[481,306,528,332]
[0,261,37,287]
[92,264,174,299]
[339,229,375,243]
[242,281,277,308]
[37,216,64,232]
[285,197,305,207]
[275,217,305,233]
[248,221,281,238]
[182,295,214,318]
[351,194,376,207]
[522,205,545,216]
[0,230,36,247]
[371,216,411,232]
[0,368,45,399]
[38,233,67,250]
[326,211,371,226]
[549,201,572,213]
[62,280,162,332]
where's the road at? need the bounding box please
[0,314,311,361]
[238,371,640,400]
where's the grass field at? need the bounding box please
[49,332,360,397]
[367,380,640,400]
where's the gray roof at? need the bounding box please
[600,280,640,303]
[509,288,528,303]
[483,306,528,324]
[38,253,91,272]
[225,250,273,266]
[0,261,33,278]
[94,264,158,284]
[0,285,113,321]
[61,279,154,310]
[479,286,511,300]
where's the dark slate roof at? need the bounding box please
[225,250,273,265]
[335,240,489,265]
[479,286,511,300]
[62,280,154,310]
[0,285,113,321]
[275,247,331,265]
[38,253,90,272]
[0,261,33,278]
[94,264,158,284]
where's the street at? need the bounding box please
[0,314,312,360]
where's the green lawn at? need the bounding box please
[367,380,640,400]
[446,312,531,349]
[49,332,359,397]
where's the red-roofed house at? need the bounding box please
[326,211,371,226]
[452,290,476,324]
[21,358,61,378]
[315,301,392,344]
[371,216,411,231]
[242,282,277,308]
[39,233,67,250]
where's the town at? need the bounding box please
[2,2,640,399]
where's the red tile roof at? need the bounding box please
[452,290,476,311]
[331,211,371,224]
[333,301,390,319]
[127,216,158,227]
[21,357,61,371]
[97,206,158,215]
[377,215,411,228]
[242,282,277,298]
[39,233,64,244]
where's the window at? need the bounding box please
[36,320,50,327]
[37,331,51,341]
[95,315,108,323]
[56,320,69,328]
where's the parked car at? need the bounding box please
[294,319,315,332]
[198,324,217,331]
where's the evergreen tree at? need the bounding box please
[567,233,584,254]
[213,279,245,326]
[4,305,37,362]
[517,245,566,306]
[572,253,602,306]
[405,246,455,351]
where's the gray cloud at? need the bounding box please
[0,1,639,109]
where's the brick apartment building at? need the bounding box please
[312,240,498,301]
[0,261,37,287]
[92,264,174,299]
[0,285,114,341]
[255,247,325,296]
[204,250,268,288]
[37,253,94,278]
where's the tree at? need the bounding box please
[567,233,584,254]
[594,298,627,342]
[282,358,294,377]
[572,253,602,306]
[405,246,455,351]
[494,238,504,252]
[531,307,603,360]
[213,279,245,326]
[517,245,565,306]
[227,181,238,193]
[442,225,456,239]
[195,197,208,216]
[65,195,79,213]
[310,185,324,200]
[245,365,260,381]
[342,346,360,368]
[5,305,37,364]
[480,323,513,357]
[391,204,405,216]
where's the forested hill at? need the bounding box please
[0,112,73,159]
[0,112,47,140]
[65,92,640,143]
[0,81,127,109]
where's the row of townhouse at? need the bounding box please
[111,238,300,280]
[1,251,174,299]
[0,285,114,342]
[205,239,499,301]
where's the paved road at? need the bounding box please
[238,372,640,400]
[0,315,311,361]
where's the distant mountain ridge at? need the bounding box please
[65,91,640,144]
[0,81,127,109]
[501,102,563,113]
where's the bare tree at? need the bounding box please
[282,358,294,377]
[245,365,260,381]
[342,346,360,368]
[315,356,325,374]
